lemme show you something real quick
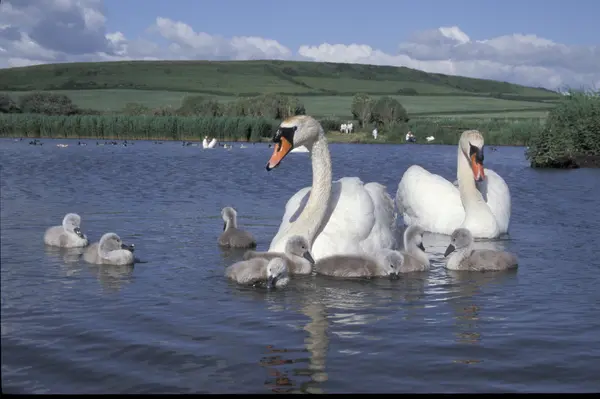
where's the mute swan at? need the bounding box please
[218,207,257,248]
[225,257,290,288]
[202,136,209,149]
[444,228,518,271]
[396,130,510,238]
[265,115,397,261]
[243,235,315,275]
[83,233,135,266]
[399,225,430,272]
[314,250,402,279]
[43,213,88,248]
[208,138,218,148]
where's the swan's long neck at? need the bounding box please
[289,135,332,246]
[408,244,429,266]
[457,147,493,220]
[446,244,472,270]
[227,215,237,229]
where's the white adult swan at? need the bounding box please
[207,138,218,149]
[396,130,510,239]
[202,136,209,149]
[265,115,397,261]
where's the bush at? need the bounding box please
[18,92,79,115]
[526,90,600,168]
[0,94,21,113]
[0,114,280,142]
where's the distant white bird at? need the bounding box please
[426,136,435,142]
[202,136,209,149]
[208,138,218,148]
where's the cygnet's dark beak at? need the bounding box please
[121,243,135,252]
[303,251,315,265]
[444,244,456,257]
[418,242,425,252]
[267,275,277,288]
[223,222,226,231]
[74,227,85,238]
[389,272,400,280]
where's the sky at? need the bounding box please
[1,0,598,90]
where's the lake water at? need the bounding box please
[1,138,599,393]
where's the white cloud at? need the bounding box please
[0,1,597,90]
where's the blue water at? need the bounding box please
[1,138,599,393]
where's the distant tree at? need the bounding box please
[178,95,223,117]
[371,96,409,127]
[121,102,150,116]
[19,92,79,115]
[351,93,374,128]
[0,94,21,113]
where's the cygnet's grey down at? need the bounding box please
[242,235,314,275]
[314,250,403,279]
[444,228,518,271]
[218,207,257,248]
[225,257,290,288]
[399,225,430,272]
[43,213,89,248]
[83,232,136,266]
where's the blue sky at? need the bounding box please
[1,0,599,90]
[104,0,599,49]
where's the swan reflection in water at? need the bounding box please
[86,264,135,292]
[446,268,518,365]
[44,246,86,276]
[250,274,427,393]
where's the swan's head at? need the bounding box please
[99,232,135,253]
[221,206,237,230]
[404,225,426,252]
[266,257,290,288]
[266,115,323,171]
[285,235,315,265]
[382,251,404,280]
[459,130,485,182]
[62,213,85,238]
[444,228,473,257]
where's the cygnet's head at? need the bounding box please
[285,235,315,265]
[99,232,135,253]
[382,251,404,280]
[221,206,237,230]
[459,130,485,182]
[266,257,290,288]
[444,228,474,257]
[266,116,323,171]
[404,225,426,252]
[62,213,85,238]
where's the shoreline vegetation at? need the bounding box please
[0,60,597,167]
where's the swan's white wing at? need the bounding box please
[361,182,398,253]
[396,165,464,235]
[269,186,311,251]
[480,168,511,234]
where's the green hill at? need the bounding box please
[0,60,558,99]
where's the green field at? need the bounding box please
[0,59,560,121]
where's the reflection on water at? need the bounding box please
[86,264,135,292]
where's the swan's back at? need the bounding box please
[396,165,464,234]
[315,255,381,278]
[242,251,310,275]
[467,249,518,271]
[43,225,87,248]
[83,243,101,263]
[362,182,398,252]
[225,258,269,284]
[218,227,256,248]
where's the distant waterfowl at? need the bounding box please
[444,228,518,271]
[83,232,135,266]
[243,235,314,275]
[225,257,290,288]
[396,129,511,238]
[43,213,88,248]
[218,207,257,248]
[314,250,403,279]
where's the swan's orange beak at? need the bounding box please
[470,154,485,181]
[266,137,293,171]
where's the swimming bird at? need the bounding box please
[43,213,88,248]
[314,250,403,279]
[396,130,511,238]
[218,207,257,248]
[243,235,314,275]
[83,232,135,266]
[444,228,518,271]
[225,257,290,288]
[265,115,397,261]
[399,225,430,272]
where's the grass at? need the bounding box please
[0,60,559,100]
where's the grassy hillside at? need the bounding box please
[0,60,559,99]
